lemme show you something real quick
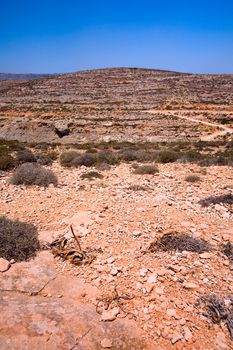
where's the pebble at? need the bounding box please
[0,258,10,272]
[184,326,192,342]
[200,252,211,259]
[140,268,148,277]
[101,307,120,321]
[107,257,115,264]
[182,282,199,290]
[100,338,112,348]
[166,309,177,317]
[171,333,183,344]
[110,268,118,276]
[147,274,157,284]
[132,230,141,237]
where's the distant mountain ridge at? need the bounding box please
[0,73,54,80]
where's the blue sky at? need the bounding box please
[1,0,233,74]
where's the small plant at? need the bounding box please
[36,154,53,166]
[0,154,16,171]
[220,241,233,260]
[11,163,58,187]
[16,149,36,163]
[0,216,39,262]
[198,193,233,207]
[185,174,201,183]
[97,151,119,165]
[74,153,97,167]
[60,151,80,167]
[133,165,159,175]
[149,232,212,253]
[127,185,148,191]
[80,171,104,180]
[158,150,179,163]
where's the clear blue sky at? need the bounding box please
[1,0,233,74]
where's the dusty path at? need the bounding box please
[147,109,233,141]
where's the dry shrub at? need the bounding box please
[11,163,58,187]
[80,171,103,180]
[133,165,159,175]
[97,151,119,165]
[149,232,212,253]
[36,154,53,165]
[74,153,97,167]
[185,175,201,183]
[198,193,233,207]
[16,149,36,163]
[127,185,148,191]
[60,151,80,167]
[0,154,16,171]
[221,241,233,260]
[158,150,179,163]
[0,216,39,262]
[201,295,233,339]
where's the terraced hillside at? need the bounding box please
[0,68,233,143]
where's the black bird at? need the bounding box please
[54,127,70,138]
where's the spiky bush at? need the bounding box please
[0,216,39,262]
[11,163,58,187]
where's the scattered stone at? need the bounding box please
[0,258,10,272]
[171,333,183,344]
[132,230,141,237]
[140,268,148,277]
[101,307,120,322]
[147,274,157,284]
[166,309,177,317]
[200,252,211,259]
[214,332,228,350]
[184,326,192,342]
[100,338,112,348]
[182,282,199,290]
[110,268,118,276]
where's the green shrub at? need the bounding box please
[133,165,159,175]
[11,163,58,187]
[0,216,39,262]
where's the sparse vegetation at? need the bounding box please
[198,193,233,207]
[0,154,16,171]
[16,149,36,163]
[60,151,80,167]
[80,171,104,180]
[133,164,159,175]
[0,216,39,262]
[220,241,233,260]
[185,174,201,182]
[149,232,212,253]
[201,295,233,339]
[158,150,179,163]
[11,163,58,187]
[36,153,53,165]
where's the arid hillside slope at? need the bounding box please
[0,68,233,143]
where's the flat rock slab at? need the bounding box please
[0,251,57,294]
[0,293,153,350]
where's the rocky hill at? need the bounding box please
[0,68,232,144]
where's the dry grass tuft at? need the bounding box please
[149,232,212,253]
